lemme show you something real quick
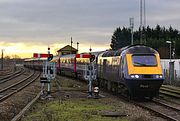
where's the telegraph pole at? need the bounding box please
[144,0,146,44]
[144,0,146,28]
[77,42,79,53]
[71,37,73,54]
[1,49,4,70]
[140,0,146,44]
[140,0,143,44]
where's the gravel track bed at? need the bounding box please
[0,67,21,78]
[0,67,12,76]
[154,97,180,110]
[0,70,41,121]
[0,69,33,89]
[21,75,165,121]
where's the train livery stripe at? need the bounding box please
[126,54,163,75]
[76,54,91,58]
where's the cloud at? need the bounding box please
[0,0,180,57]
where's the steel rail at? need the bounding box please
[0,73,41,102]
[0,68,25,84]
[133,101,180,121]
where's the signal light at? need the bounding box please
[90,55,95,62]
[48,54,53,61]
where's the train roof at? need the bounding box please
[102,44,158,57]
[24,57,47,62]
[60,54,76,59]
[123,44,158,54]
[50,55,59,62]
[81,51,105,57]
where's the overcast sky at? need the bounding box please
[0,0,180,57]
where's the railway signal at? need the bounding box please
[90,55,95,62]
[47,54,53,61]
[38,47,56,98]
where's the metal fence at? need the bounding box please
[161,59,180,86]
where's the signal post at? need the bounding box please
[33,47,56,99]
[86,48,98,98]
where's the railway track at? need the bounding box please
[0,68,13,77]
[160,85,180,99]
[0,68,25,84]
[133,99,180,121]
[0,70,41,102]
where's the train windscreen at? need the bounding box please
[132,55,157,66]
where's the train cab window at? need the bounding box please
[132,55,157,66]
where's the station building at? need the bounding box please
[57,45,78,56]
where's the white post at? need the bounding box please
[88,62,92,97]
[47,65,51,95]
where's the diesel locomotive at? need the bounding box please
[24,44,164,99]
[97,45,164,99]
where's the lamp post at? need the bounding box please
[166,40,174,84]
[130,17,134,45]
[166,40,172,62]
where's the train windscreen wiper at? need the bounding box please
[133,62,148,66]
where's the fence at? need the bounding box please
[161,59,180,86]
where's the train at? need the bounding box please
[24,44,164,100]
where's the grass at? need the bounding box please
[21,76,151,121]
[22,98,128,121]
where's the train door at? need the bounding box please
[99,59,102,78]
[120,56,125,78]
[103,59,107,77]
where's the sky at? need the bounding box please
[0,0,180,58]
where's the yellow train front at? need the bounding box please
[98,45,164,99]
[122,45,164,99]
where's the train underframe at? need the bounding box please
[97,77,163,100]
[126,79,163,99]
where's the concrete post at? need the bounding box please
[169,61,174,84]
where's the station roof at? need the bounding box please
[57,45,77,52]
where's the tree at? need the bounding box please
[11,55,20,59]
[110,27,131,50]
[110,25,180,58]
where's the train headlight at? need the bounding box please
[135,75,139,78]
[155,75,160,78]
[155,75,163,79]
[131,75,135,78]
[130,75,139,78]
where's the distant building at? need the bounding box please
[57,45,78,56]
